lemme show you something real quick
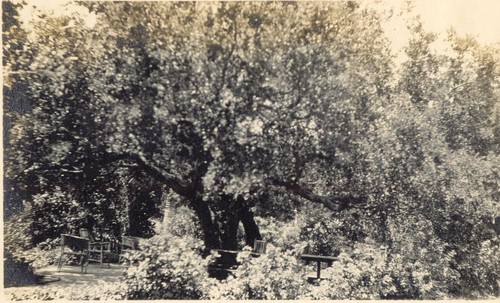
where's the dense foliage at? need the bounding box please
[3,0,499,299]
[4,218,476,300]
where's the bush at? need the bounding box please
[386,216,460,299]
[4,204,35,258]
[204,244,310,299]
[5,205,60,274]
[4,252,40,288]
[255,216,304,251]
[257,205,364,256]
[100,229,311,300]
[302,241,389,300]
[298,210,356,256]
[431,211,500,298]
[11,209,492,300]
[165,206,204,240]
[303,239,458,300]
[17,239,61,269]
[451,237,500,298]
[29,188,91,244]
[106,234,213,300]
[7,280,124,301]
[473,239,500,298]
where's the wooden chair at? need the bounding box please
[79,228,114,268]
[118,236,142,265]
[57,234,90,273]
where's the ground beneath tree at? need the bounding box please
[4,263,125,299]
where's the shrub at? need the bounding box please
[303,238,458,300]
[17,239,61,269]
[165,206,204,240]
[7,280,123,300]
[473,239,500,298]
[106,234,213,300]
[204,244,310,299]
[29,188,91,244]
[4,252,40,288]
[451,237,500,298]
[299,212,354,256]
[302,241,389,300]
[4,203,35,259]
[5,205,60,281]
[257,205,364,256]
[102,233,310,300]
[431,212,500,298]
[255,215,306,251]
[387,214,464,298]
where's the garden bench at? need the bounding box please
[300,254,338,280]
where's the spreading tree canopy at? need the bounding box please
[6,1,394,249]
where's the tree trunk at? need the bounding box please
[238,201,262,247]
[219,209,239,267]
[190,198,221,250]
[217,196,263,249]
[220,211,240,250]
[191,195,263,251]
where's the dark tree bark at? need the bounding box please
[220,210,240,250]
[210,195,241,251]
[237,199,262,247]
[189,198,221,249]
[105,151,194,197]
[272,180,364,212]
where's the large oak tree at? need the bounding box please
[6,1,394,250]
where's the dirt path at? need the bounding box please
[4,264,125,300]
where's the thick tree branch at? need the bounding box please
[272,180,363,212]
[104,151,196,198]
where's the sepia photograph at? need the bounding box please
[3,0,499,300]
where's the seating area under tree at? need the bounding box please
[54,223,338,284]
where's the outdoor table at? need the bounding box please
[300,254,338,280]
